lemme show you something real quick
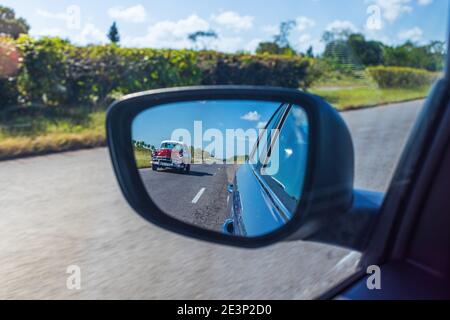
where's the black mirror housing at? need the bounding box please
[106,86,354,248]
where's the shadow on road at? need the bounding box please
[154,169,214,176]
[187,171,214,177]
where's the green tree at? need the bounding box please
[384,41,446,71]
[306,46,314,58]
[107,22,120,44]
[256,20,297,56]
[0,5,29,39]
[188,30,218,50]
[256,42,284,55]
[274,20,297,48]
[322,32,384,70]
[347,33,384,66]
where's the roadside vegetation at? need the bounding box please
[132,140,215,169]
[311,86,431,111]
[0,6,446,160]
[133,146,152,169]
[0,107,105,160]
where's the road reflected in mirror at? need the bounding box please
[132,100,309,237]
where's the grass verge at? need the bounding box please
[134,147,152,169]
[310,86,429,111]
[0,108,105,161]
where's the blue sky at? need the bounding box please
[132,100,281,158]
[3,0,448,53]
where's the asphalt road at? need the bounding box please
[139,164,231,231]
[0,99,423,299]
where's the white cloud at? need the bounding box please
[30,27,65,38]
[398,26,423,42]
[298,34,312,51]
[73,23,108,45]
[326,20,358,33]
[241,111,261,122]
[122,14,243,52]
[297,34,323,53]
[261,24,278,35]
[372,0,413,22]
[296,16,316,31]
[418,0,433,5]
[36,8,69,21]
[244,38,262,53]
[299,34,312,43]
[211,11,254,31]
[212,36,244,53]
[257,121,267,129]
[34,7,106,44]
[123,14,210,49]
[107,5,147,23]
[364,29,394,45]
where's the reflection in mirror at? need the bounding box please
[132,100,309,238]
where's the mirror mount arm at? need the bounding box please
[287,190,383,251]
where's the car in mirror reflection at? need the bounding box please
[152,140,192,174]
[223,103,309,237]
[130,98,309,238]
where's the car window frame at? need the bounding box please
[259,105,309,215]
[249,102,288,168]
[250,103,303,220]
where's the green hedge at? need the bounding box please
[367,66,439,88]
[0,37,19,108]
[0,77,18,107]
[14,36,201,107]
[198,52,317,89]
[1,36,317,110]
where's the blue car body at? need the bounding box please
[226,164,290,237]
[225,163,384,237]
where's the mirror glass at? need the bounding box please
[131,99,309,238]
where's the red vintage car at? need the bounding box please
[152,140,191,174]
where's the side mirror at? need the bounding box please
[106,86,359,249]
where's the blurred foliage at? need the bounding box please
[367,66,439,88]
[0,5,29,39]
[188,30,218,50]
[107,22,120,45]
[0,107,105,160]
[311,86,431,110]
[0,33,445,112]
[322,31,445,75]
[198,51,314,89]
[256,20,297,56]
[256,42,297,56]
[383,41,446,72]
[10,35,201,108]
[0,35,20,76]
[0,36,20,108]
[1,36,318,110]
[133,146,152,169]
[325,33,384,68]
[0,8,445,160]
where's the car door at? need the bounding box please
[228,103,291,237]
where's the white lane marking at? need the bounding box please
[192,188,206,204]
